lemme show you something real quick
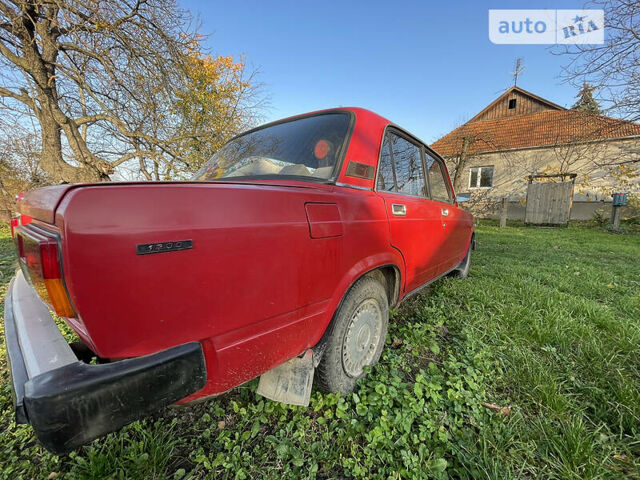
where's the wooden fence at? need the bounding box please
[524,174,576,226]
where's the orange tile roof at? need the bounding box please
[431,110,640,157]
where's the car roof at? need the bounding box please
[257,107,391,132]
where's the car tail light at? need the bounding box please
[17,234,25,257]
[17,226,76,318]
[10,213,33,238]
[10,217,19,238]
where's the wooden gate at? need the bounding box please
[525,174,576,225]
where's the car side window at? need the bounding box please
[376,130,429,199]
[377,134,396,191]
[390,133,426,197]
[425,153,452,203]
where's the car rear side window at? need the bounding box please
[377,131,427,197]
[377,134,396,192]
[425,153,452,203]
[391,134,426,197]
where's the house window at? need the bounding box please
[508,98,517,109]
[469,166,494,189]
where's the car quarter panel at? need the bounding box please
[55,182,397,397]
[336,108,388,190]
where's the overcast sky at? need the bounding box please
[181,0,594,143]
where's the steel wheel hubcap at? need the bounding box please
[342,299,382,377]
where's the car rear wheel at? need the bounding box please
[316,276,389,394]
[452,240,472,279]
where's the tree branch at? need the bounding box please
[0,85,34,107]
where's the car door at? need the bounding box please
[375,130,447,293]
[424,150,471,272]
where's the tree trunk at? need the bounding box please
[13,4,109,184]
[452,137,469,192]
[34,85,109,183]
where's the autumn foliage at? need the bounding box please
[172,40,256,176]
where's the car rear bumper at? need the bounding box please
[4,271,207,454]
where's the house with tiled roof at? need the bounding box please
[432,86,640,215]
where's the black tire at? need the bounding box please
[316,276,389,394]
[452,241,472,279]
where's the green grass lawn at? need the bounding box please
[1,221,639,479]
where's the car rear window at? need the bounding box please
[193,113,351,182]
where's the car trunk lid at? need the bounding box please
[17,185,75,224]
[18,181,323,225]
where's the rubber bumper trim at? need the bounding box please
[3,275,206,455]
[23,342,206,454]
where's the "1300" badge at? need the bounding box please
[136,240,193,255]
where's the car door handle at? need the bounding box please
[441,208,449,217]
[392,204,406,216]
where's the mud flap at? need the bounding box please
[256,350,314,407]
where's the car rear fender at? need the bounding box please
[311,253,403,358]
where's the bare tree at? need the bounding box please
[558,0,640,122]
[0,0,261,183]
[557,3,640,205]
[0,114,49,215]
[440,128,517,216]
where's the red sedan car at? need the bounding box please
[5,107,474,453]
